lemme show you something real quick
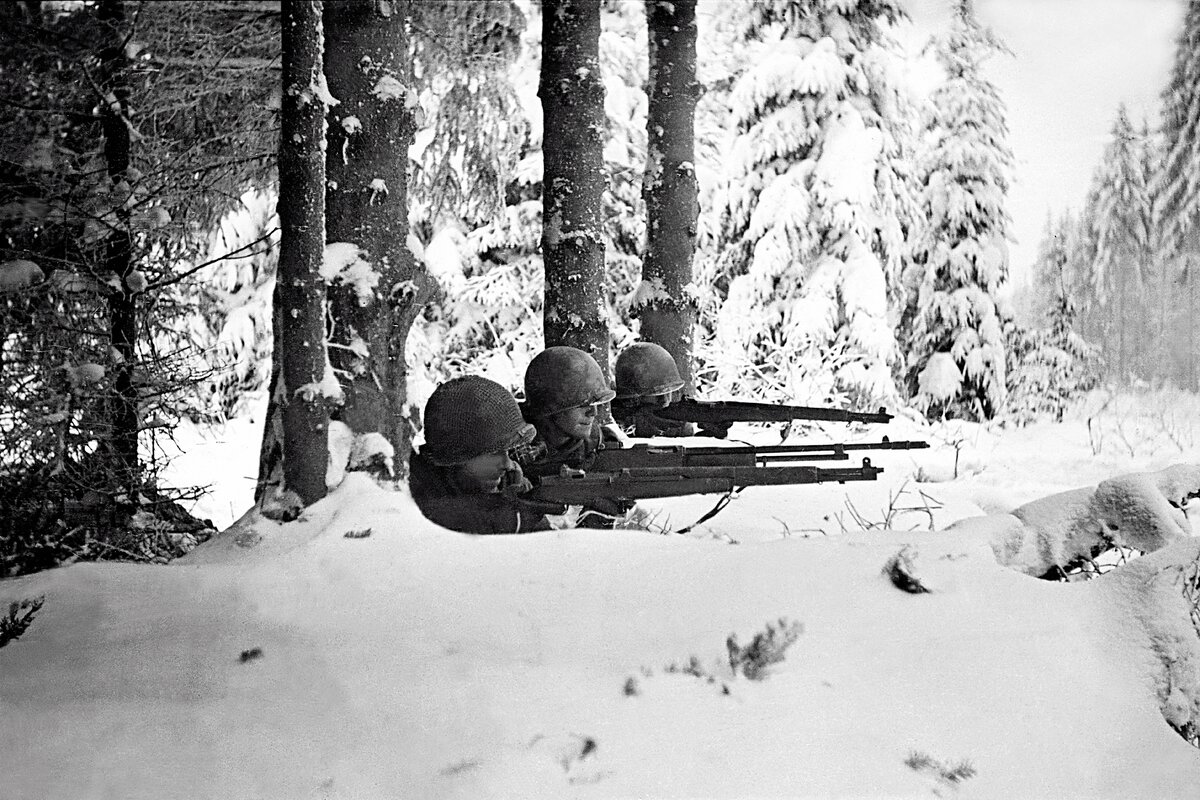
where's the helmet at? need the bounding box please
[614,341,684,400]
[523,346,616,418]
[422,375,536,465]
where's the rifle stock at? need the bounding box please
[650,398,893,426]
[528,459,883,504]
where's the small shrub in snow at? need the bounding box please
[726,617,803,680]
[883,547,931,594]
[239,646,264,663]
[0,596,44,648]
[904,750,977,786]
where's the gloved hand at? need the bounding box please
[697,419,733,439]
[499,466,533,497]
[582,496,635,518]
[501,466,568,516]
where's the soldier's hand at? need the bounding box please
[584,496,635,518]
[697,419,733,439]
[499,466,533,498]
[513,496,569,517]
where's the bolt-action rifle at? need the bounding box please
[585,438,930,470]
[526,458,884,505]
[610,397,896,438]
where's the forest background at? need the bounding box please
[1,0,1199,573]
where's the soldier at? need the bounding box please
[611,341,731,438]
[519,346,633,526]
[520,346,620,475]
[409,375,563,535]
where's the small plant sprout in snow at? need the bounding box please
[0,596,45,648]
[904,750,977,787]
[726,617,803,680]
[883,546,932,595]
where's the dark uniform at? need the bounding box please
[408,375,560,534]
[518,346,632,526]
[408,450,551,534]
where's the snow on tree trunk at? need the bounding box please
[272,0,332,508]
[539,0,609,370]
[97,0,139,493]
[640,0,699,392]
[323,0,431,480]
[904,0,1013,421]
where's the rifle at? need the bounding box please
[527,458,884,504]
[585,438,929,469]
[610,397,894,439]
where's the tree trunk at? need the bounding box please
[323,0,432,480]
[539,0,608,372]
[274,0,331,507]
[97,0,139,494]
[640,0,699,393]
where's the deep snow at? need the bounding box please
[3,395,1200,799]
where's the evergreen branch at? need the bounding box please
[147,228,278,292]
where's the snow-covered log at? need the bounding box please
[951,463,1200,577]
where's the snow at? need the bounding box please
[3,393,1200,798]
[321,242,380,305]
[0,258,44,292]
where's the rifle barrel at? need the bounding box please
[588,439,928,471]
[654,399,893,426]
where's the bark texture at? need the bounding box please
[323,0,432,479]
[97,0,139,491]
[275,0,330,506]
[641,0,699,392]
[539,0,609,372]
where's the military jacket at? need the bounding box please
[408,450,551,535]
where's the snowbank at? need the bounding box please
[2,474,1198,799]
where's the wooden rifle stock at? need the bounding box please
[528,459,884,504]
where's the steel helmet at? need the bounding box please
[614,341,684,400]
[422,375,536,465]
[523,346,616,418]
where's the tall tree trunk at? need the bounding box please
[273,0,331,507]
[97,0,139,494]
[323,0,431,479]
[539,0,608,371]
[640,0,699,392]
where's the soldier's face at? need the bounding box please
[456,450,515,493]
[553,403,598,440]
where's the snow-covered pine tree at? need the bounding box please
[904,0,1012,421]
[1152,0,1200,390]
[701,0,916,407]
[1004,247,1100,425]
[412,0,647,394]
[1080,104,1153,384]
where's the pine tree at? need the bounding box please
[702,0,915,406]
[323,0,432,478]
[539,0,609,367]
[640,0,699,391]
[1083,104,1153,383]
[905,0,1012,421]
[1152,0,1200,389]
[270,0,333,509]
